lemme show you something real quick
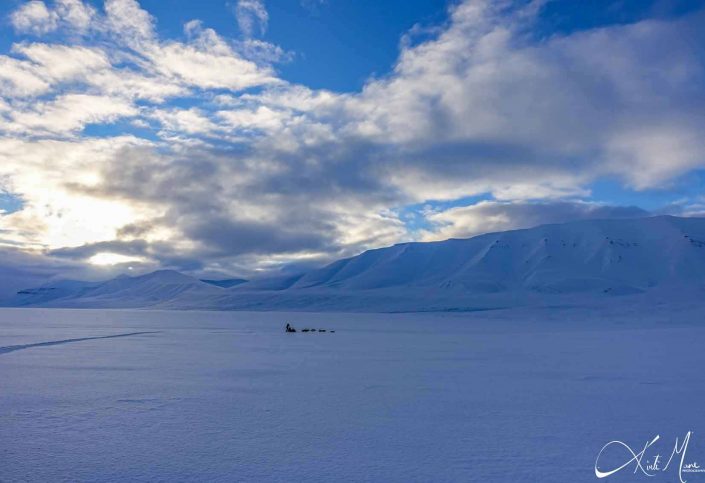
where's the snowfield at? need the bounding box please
[3,307,705,482]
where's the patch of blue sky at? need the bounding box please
[0,192,24,215]
[589,170,705,212]
[398,193,495,233]
[265,0,449,92]
[532,0,705,40]
[82,120,162,142]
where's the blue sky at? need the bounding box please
[0,0,704,289]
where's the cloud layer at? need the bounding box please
[0,0,704,286]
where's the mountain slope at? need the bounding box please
[201,278,248,288]
[11,279,105,306]
[8,270,224,308]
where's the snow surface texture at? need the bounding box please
[2,307,705,482]
[6,216,705,312]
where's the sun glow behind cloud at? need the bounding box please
[89,252,143,266]
[44,195,141,249]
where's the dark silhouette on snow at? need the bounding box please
[285,323,296,333]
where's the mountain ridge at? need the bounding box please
[6,215,705,311]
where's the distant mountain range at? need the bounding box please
[7,216,705,312]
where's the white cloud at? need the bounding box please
[55,0,96,31]
[333,209,407,250]
[236,38,294,65]
[149,37,278,91]
[150,107,218,135]
[13,43,110,82]
[217,106,285,132]
[6,94,137,135]
[11,0,96,35]
[2,41,186,103]
[0,55,50,97]
[10,1,59,35]
[104,0,156,46]
[235,0,269,38]
[86,68,187,102]
[604,125,705,189]
[139,17,279,91]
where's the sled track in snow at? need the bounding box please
[0,331,159,355]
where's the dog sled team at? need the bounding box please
[285,323,334,334]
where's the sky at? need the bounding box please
[0,0,704,294]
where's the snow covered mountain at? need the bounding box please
[248,215,705,294]
[12,278,106,306]
[7,216,705,311]
[8,270,223,309]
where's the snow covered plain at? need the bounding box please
[3,307,705,482]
